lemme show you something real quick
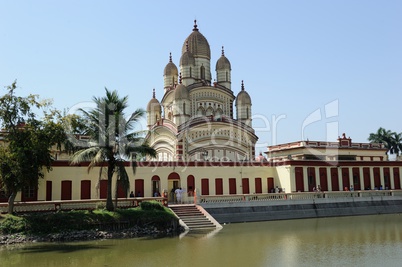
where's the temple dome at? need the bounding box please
[147,89,162,112]
[236,81,251,105]
[163,53,178,76]
[181,20,211,59]
[216,47,231,70]
[174,83,189,100]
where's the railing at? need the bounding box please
[2,190,401,213]
[198,190,401,204]
[0,197,167,214]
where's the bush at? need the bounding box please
[140,201,164,211]
[0,215,27,234]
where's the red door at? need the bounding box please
[135,179,144,197]
[341,168,349,190]
[363,167,371,189]
[100,180,108,199]
[116,180,127,198]
[331,168,339,191]
[373,167,381,188]
[394,168,401,189]
[295,167,304,192]
[242,178,250,194]
[383,168,390,189]
[61,180,72,200]
[215,178,223,195]
[307,167,316,191]
[255,178,262,194]
[201,178,209,195]
[46,181,52,201]
[81,180,91,199]
[187,175,195,195]
[267,177,274,193]
[352,167,360,190]
[229,178,236,194]
[319,168,328,191]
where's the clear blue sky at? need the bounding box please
[1,0,401,152]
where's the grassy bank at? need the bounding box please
[0,201,179,235]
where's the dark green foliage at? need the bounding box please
[70,88,156,211]
[0,215,26,234]
[0,81,68,214]
[0,208,177,235]
[368,127,402,156]
[140,201,165,211]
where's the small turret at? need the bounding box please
[146,89,162,129]
[235,80,252,127]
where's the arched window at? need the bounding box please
[189,67,192,77]
[200,66,205,80]
[183,102,186,115]
[225,71,228,82]
[197,107,205,116]
[206,107,214,116]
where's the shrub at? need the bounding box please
[140,201,164,211]
[0,215,27,234]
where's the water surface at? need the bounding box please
[1,214,402,267]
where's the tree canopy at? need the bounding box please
[0,81,66,213]
[70,88,156,211]
[368,127,402,157]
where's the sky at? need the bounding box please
[1,0,401,153]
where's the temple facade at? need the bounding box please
[145,21,258,162]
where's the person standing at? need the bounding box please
[175,187,182,204]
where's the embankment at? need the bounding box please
[201,195,402,223]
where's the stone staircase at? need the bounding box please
[170,204,221,230]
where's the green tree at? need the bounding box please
[70,88,156,211]
[390,132,402,156]
[0,81,65,214]
[368,127,394,155]
[368,127,402,158]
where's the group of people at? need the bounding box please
[312,185,322,192]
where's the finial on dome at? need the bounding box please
[169,52,172,63]
[241,80,245,91]
[152,88,156,98]
[193,19,198,31]
[221,46,225,56]
[179,72,182,84]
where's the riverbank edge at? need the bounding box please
[202,197,402,223]
[0,224,185,246]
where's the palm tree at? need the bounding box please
[70,88,156,211]
[390,132,402,156]
[368,127,394,154]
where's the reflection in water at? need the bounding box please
[1,214,402,267]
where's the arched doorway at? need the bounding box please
[151,175,161,196]
[168,172,180,202]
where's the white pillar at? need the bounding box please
[326,167,332,191]
[303,167,309,192]
[370,167,375,189]
[348,167,353,189]
[359,167,365,190]
[315,167,320,189]
[338,167,343,190]
[390,167,395,189]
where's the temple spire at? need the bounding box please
[221,46,225,56]
[179,72,182,84]
[169,52,172,63]
[152,88,156,98]
[193,19,198,31]
[241,80,245,91]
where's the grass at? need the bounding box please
[0,201,178,235]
